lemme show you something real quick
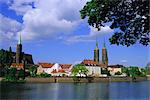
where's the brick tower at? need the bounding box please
[102,41,108,67]
[16,33,22,63]
[94,40,99,63]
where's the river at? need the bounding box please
[0,81,150,100]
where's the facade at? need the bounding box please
[11,33,34,65]
[81,59,102,77]
[37,63,72,76]
[107,64,123,75]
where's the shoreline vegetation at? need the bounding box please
[0,76,149,83]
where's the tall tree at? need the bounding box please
[80,0,149,46]
[71,64,88,77]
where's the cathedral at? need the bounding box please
[11,34,34,65]
[94,40,108,68]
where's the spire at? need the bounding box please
[18,33,21,44]
[95,38,99,49]
[103,38,106,48]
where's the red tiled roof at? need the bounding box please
[60,64,72,69]
[58,69,65,73]
[51,69,66,73]
[38,63,54,68]
[81,59,98,65]
[11,63,24,69]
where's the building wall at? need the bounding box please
[37,66,44,75]
[85,66,101,76]
[108,67,122,75]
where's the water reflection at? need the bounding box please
[0,81,150,100]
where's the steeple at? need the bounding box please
[102,39,108,67]
[95,38,99,49]
[94,39,99,63]
[16,33,22,63]
[103,38,106,48]
[18,33,21,44]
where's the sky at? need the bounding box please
[0,0,149,67]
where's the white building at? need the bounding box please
[81,60,102,77]
[107,64,123,76]
[37,62,72,76]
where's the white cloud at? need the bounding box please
[120,60,127,63]
[7,0,36,15]
[13,0,87,41]
[1,0,114,44]
[65,26,114,43]
[0,14,22,47]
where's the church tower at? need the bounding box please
[102,41,108,67]
[94,40,99,63]
[16,33,22,63]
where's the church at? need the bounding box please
[81,40,108,77]
[10,34,34,70]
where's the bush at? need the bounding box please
[40,73,51,77]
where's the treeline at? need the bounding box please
[0,48,13,67]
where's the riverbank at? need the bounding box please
[25,77,147,83]
[0,77,147,83]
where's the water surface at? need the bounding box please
[0,81,150,100]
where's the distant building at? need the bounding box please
[81,59,102,77]
[10,33,34,65]
[102,41,108,67]
[10,33,34,80]
[93,40,108,68]
[37,63,72,76]
[107,64,123,75]
[94,40,99,63]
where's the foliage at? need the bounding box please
[28,65,37,77]
[122,67,146,78]
[3,67,25,82]
[39,73,51,77]
[80,0,149,46]
[5,68,17,81]
[121,67,130,76]
[18,69,25,79]
[0,49,13,67]
[71,64,88,77]
[101,68,111,76]
[115,71,122,75]
[144,67,150,75]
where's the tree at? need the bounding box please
[0,49,13,67]
[28,65,37,77]
[80,0,149,46]
[71,64,88,77]
[5,67,17,81]
[18,69,25,79]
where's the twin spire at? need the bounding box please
[95,38,106,49]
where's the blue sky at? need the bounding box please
[0,0,149,67]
